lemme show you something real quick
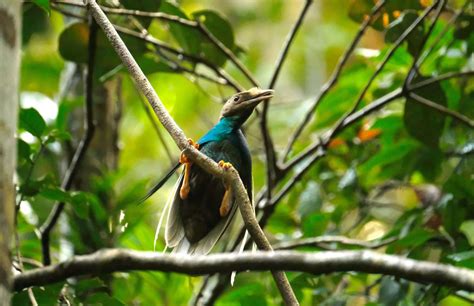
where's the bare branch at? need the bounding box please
[13,249,474,293]
[39,19,98,266]
[327,0,441,142]
[111,24,244,92]
[409,70,474,91]
[405,0,446,86]
[415,0,471,68]
[260,0,314,200]
[274,236,397,250]
[408,92,474,128]
[83,1,297,304]
[282,0,386,161]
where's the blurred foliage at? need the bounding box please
[15,0,474,305]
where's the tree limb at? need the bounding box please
[83,1,298,304]
[282,0,386,160]
[13,249,474,293]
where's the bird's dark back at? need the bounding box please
[179,129,252,243]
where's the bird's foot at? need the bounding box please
[218,160,234,217]
[179,138,199,200]
[179,138,199,164]
[218,160,233,170]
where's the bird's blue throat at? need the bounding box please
[198,113,251,145]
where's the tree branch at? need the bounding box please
[274,236,397,250]
[281,0,386,161]
[39,18,98,266]
[260,0,313,201]
[13,249,474,293]
[408,92,474,128]
[83,1,297,304]
[327,0,441,142]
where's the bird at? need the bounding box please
[140,87,274,255]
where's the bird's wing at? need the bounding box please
[165,173,186,248]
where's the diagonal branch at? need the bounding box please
[408,92,474,128]
[326,0,442,142]
[260,0,314,201]
[14,249,474,293]
[404,0,446,87]
[281,0,386,161]
[274,236,397,250]
[83,1,298,304]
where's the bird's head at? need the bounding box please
[220,87,274,121]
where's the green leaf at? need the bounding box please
[71,192,91,219]
[460,220,474,246]
[302,213,329,237]
[160,2,201,56]
[360,140,418,171]
[58,22,147,72]
[192,10,235,67]
[31,0,50,14]
[17,138,31,162]
[39,187,71,203]
[12,283,63,305]
[22,4,49,45]
[396,228,435,248]
[47,129,72,142]
[447,251,474,269]
[385,12,425,57]
[19,107,46,138]
[378,277,408,306]
[404,77,447,148]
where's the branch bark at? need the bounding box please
[83,0,298,304]
[0,1,21,305]
[13,249,474,293]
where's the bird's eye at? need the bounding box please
[233,96,240,102]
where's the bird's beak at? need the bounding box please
[242,88,274,108]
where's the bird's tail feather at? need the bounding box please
[138,162,180,204]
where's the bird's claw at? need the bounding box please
[179,138,199,164]
[218,160,233,170]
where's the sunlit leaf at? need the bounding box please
[460,220,474,246]
[19,107,46,138]
[40,187,71,202]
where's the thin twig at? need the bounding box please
[408,92,474,128]
[409,70,474,91]
[404,0,446,87]
[327,0,441,143]
[260,0,314,201]
[415,0,470,68]
[282,0,386,161]
[13,249,474,293]
[273,236,397,250]
[84,1,298,304]
[112,24,244,92]
[39,19,98,266]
